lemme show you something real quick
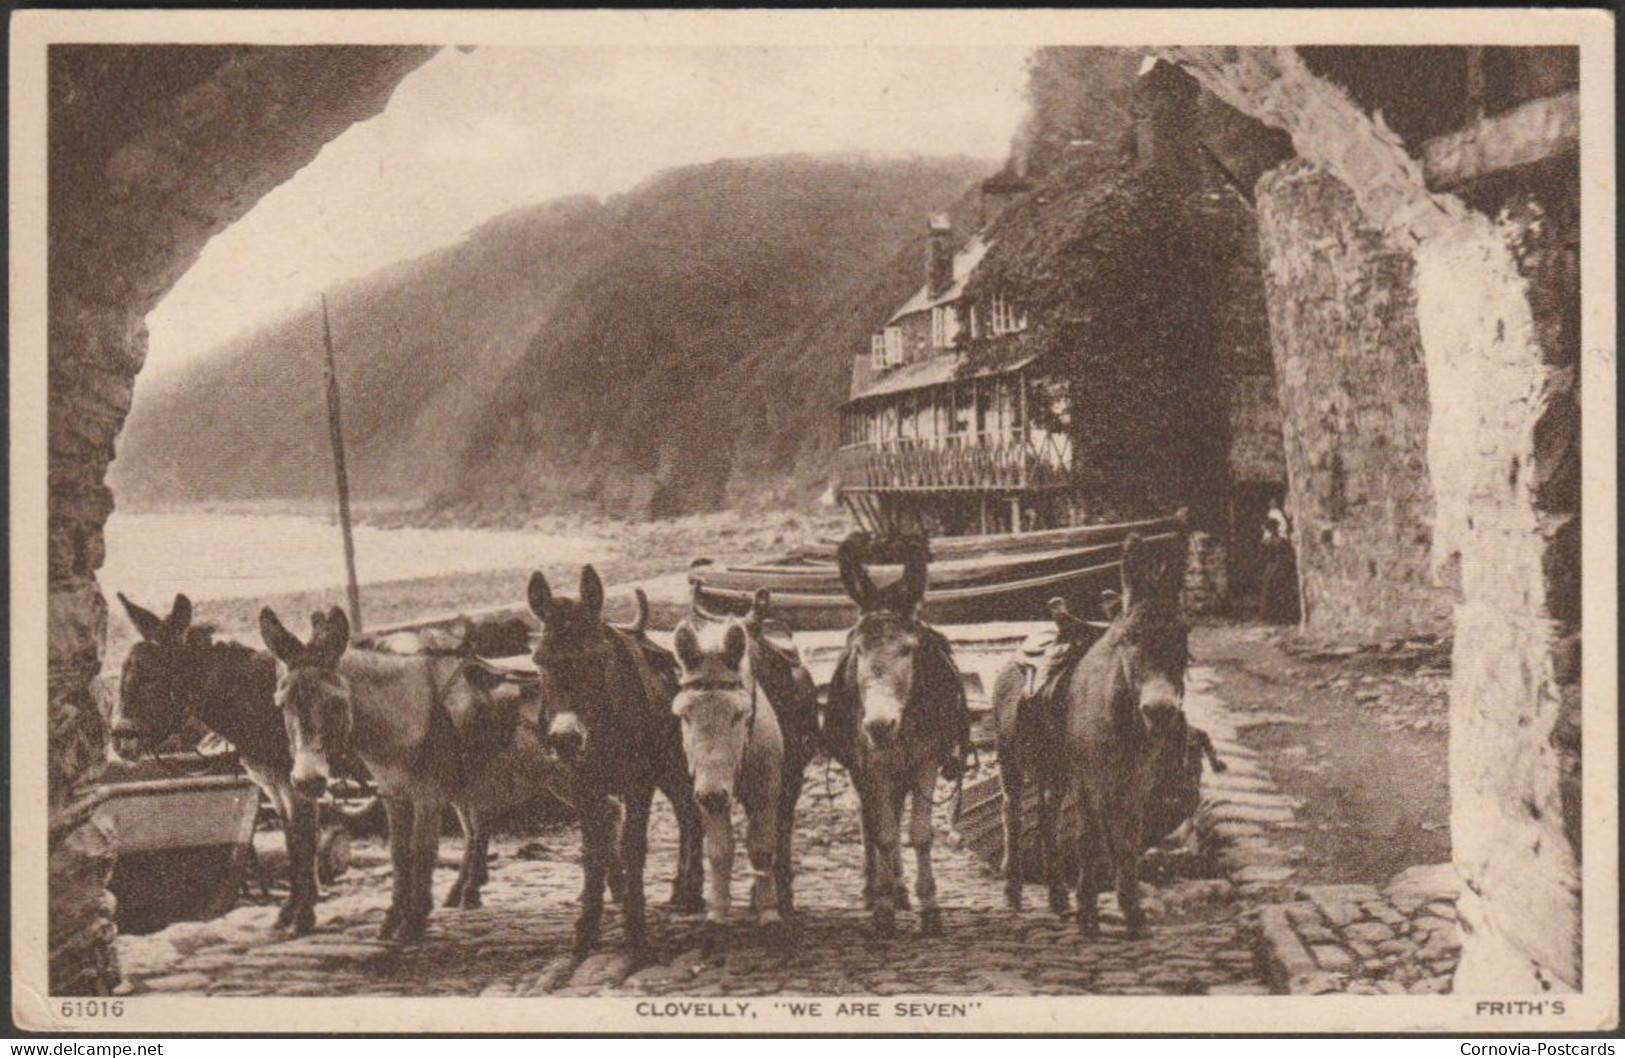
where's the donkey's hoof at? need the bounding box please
[1049,888,1071,917]
[289,907,316,937]
[1004,884,1024,912]
[893,886,911,911]
[919,908,944,936]
[869,907,897,938]
[274,903,296,930]
[666,894,707,915]
[378,911,400,941]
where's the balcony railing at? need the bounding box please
[838,434,1071,492]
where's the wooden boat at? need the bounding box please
[96,755,261,934]
[691,515,1185,632]
[693,556,1128,631]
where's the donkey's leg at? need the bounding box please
[573,795,613,957]
[448,804,488,910]
[658,773,707,913]
[447,804,473,909]
[1105,804,1147,939]
[701,801,734,930]
[998,750,1025,911]
[747,770,783,928]
[400,796,441,942]
[1038,780,1070,917]
[889,780,910,911]
[1072,789,1105,937]
[774,751,807,918]
[285,789,320,936]
[911,761,942,936]
[863,771,901,936]
[380,797,414,941]
[259,776,300,931]
[619,785,655,963]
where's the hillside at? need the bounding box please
[113,154,991,519]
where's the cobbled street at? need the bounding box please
[118,766,1266,998]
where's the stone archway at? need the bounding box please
[48,45,435,994]
[1159,46,1582,992]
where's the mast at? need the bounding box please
[320,293,363,633]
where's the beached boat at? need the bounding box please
[96,755,261,934]
[689,514,1185,631]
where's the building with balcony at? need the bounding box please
[838,199,1072,537]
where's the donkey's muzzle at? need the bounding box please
[293,773,328,798]
[864,717,899,745]
[550,730,584,763]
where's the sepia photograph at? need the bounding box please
[8,8,1616,1035]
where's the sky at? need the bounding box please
[144,45,1033,376]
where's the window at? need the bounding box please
[930,305,960,349]
[870,333,887,370]
[883,326,904,366]
[990,293,1028,336]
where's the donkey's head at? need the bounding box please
[260,606,353,797]
[113,593,196,758]
[1110,533,1191,731]
[527,566,614,764]
[671,619,752,813]
[837,535,929,748]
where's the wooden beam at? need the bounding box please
[1422,91,1580,190]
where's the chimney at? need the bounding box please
[927,213,954,297]
[1134,56,1200,177]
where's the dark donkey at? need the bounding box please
[825,536,968,936]
[527,566,705,961]
[112,593,320,935]
[1060,532,1193,938]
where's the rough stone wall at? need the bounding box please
[47,45,434,994]
[1163,44,1583,993]
[1254,162,1453,640]
[1413,158,1581,992]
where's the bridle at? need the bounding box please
[676,649,760,790]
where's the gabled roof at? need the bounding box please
[884,235,991,325]
[844,353,1036,404]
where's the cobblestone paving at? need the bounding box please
[1257,864,1462,995]
[118,761,1268,998]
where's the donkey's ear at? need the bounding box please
[311,606,351,666]
[118,593,166,642]
[259,607,305,665]
[166,594,193,637]
[721,623,748,672]
[579,566,605,622]
[898,544,929,611]
[1120,532,1153,600]
[837,535,877,611]
[673,623,704,672]
[745,588,771,630]
[527,571,553,621]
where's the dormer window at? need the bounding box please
[870,333,887,370]
[990,293,1028,336]
[884,326,904,366]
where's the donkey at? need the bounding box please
[260,605,553,941]
[1058,532,1193,938]
[990,594,1111,916]
[670,617,785,933]
[112,593,320,935]
[825,536,968,936]
[685,585,821,918]
[526,566,706,961]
